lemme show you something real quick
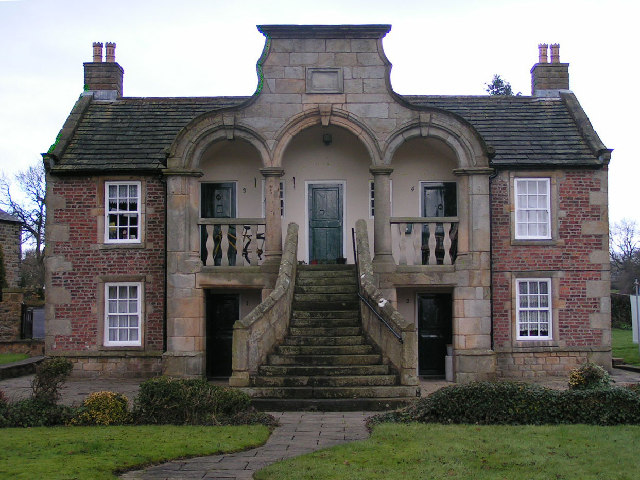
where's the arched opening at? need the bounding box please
[281,125,371,263]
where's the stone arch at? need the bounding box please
[383,110,490,169]
[272,107,382,167]
[167,112,271,171]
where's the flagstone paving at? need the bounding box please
[119,411,371,480]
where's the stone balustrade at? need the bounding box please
[354,219,418,387]
[199,218,266,267]
[390,217,458,266]
[229,222,298,387]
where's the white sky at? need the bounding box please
[0,0,637,224]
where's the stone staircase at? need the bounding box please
[248,264,418,410]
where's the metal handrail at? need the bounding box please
[351,228,403,344]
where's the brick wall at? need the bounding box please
[46,175,165,376]
[491,168,610,376]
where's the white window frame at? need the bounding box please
[261,180,285,217]
[104,181,141,244]
[516,278,552,340]
[369,179,392,218]
[514,178,551,240]
[104,282,143,347]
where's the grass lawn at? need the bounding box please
[0,353,29,365]
[612,328,640,365]
[0,424,270,480]
[255,423,640,480]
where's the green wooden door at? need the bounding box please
[309,184,343,263]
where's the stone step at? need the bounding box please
[289,326,362,337]
[268,353,382,366]
[258,364,391,377]
[246,385,419,399]
[292,310,359,319]
[293,293,358,303]
[250,397,415,412]
[251,374,398,387]
[290,317,359,328]
[276,344,374,356]
[296,277,356,287]
[298,264,356,273]
[283,335,365,346]
[295,285,358,294]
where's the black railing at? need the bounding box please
[351,228,403,343]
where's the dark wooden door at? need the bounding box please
[201,183,236,265]
[418,294,452,377]
[309,184,343,263]
[205,292,239,377]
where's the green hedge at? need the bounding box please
[371,382,640,427]
[133,376,255,425]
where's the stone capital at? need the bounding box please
[369,165,393,176]
[260,167,285,178]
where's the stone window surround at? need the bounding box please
[97,177,147,249]
[509,171,560,246]
[104,180,142,244]
[97,275,146,351]
[515,277,552,340]
[510,271,562,348]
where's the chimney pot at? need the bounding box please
[92,42,103,62]
[105,42,116,63]
[538,43,548,63]
[550,44,560,63]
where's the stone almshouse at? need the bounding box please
[44,26,611,399]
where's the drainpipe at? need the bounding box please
[162,174,168,354]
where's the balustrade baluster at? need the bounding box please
[410,223,421,266]
[443,222,452,265]
[428,222,437,265]
[205,225,215,266]
[220,225,230,266]
[398,223,407,265]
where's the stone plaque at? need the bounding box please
[306,68,344,94]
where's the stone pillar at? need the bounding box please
[370,166,394,268]
[260,167,285,265]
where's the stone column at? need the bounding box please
[370,166,395,268]
[260,167,285,265]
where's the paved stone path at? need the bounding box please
[120,411,371,480]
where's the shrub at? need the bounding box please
[1,399,75,427]
[369,381,640,427]
[70,391,131,426]
[31,357,73,404]
[612,293,632,329]
[568,362,612,390]
[133,376,252,425]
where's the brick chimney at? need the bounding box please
[83,41,124,100]
[530,43,569,97]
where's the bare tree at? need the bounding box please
[0,163,46,263]
[610,219,640,293]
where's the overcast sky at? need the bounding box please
[0,0,637,224]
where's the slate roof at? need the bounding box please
[50,97,248,172]
[0,208,21,223]
[404,95,604,167]
[48,93,606,173]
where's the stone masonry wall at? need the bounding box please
[491,168,611,377]
[46,175,165,376]
[0,220,21,288]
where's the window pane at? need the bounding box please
[130,330,139,341]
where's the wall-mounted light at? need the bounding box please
[322,133,332,146]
